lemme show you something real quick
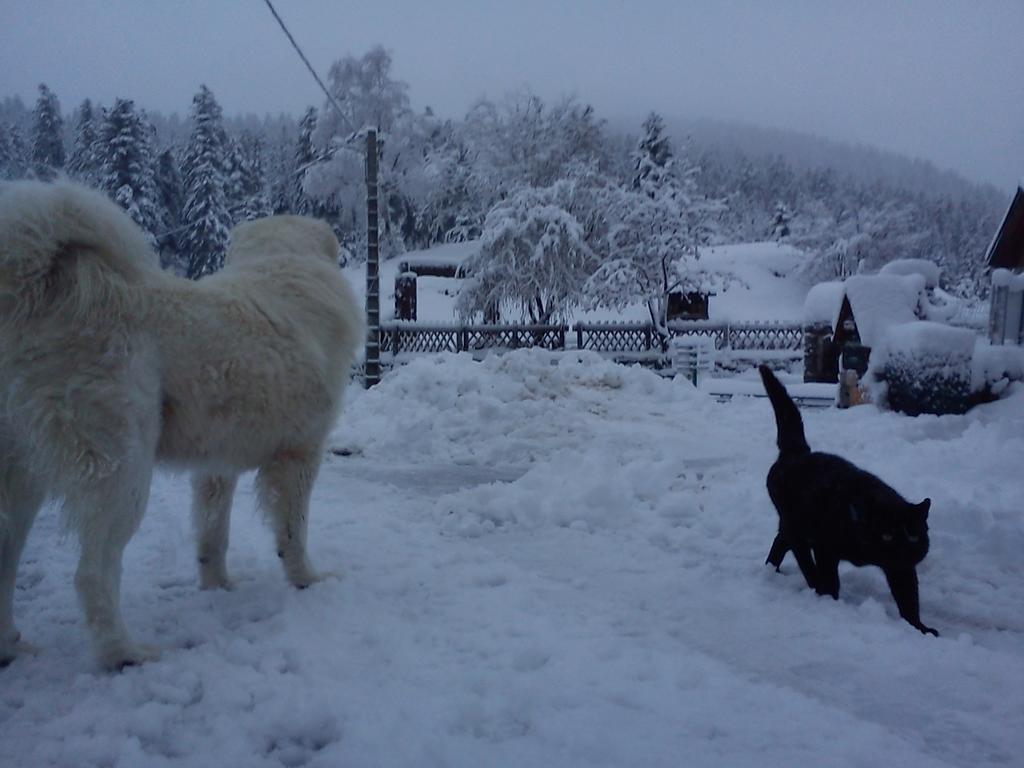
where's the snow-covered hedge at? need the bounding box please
[868,322,976,416]
[972,340,1024,397]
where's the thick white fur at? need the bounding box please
[0,180,363,669]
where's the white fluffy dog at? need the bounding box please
[0,180,363,670]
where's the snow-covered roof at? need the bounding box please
[803,281,845,327]
[879,259,941,289]
[698,242,808,322]
[843,273,926,347]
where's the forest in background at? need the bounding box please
[0,46,1007,320]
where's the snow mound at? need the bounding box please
[334,349,701,466]
[844,273,925,347]
[803,280,845,326]
[879,258,941,288]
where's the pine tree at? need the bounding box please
[237,132,271,221]
[67,99,100,184]
[633,112,673,194]
[31,84,65,180]
[583,113,725,350]
[180,85,232,279]
[2,124,30,179]
[154,148,185,264]
[291,107,318,215]
[0,127,13,180]
[96,98,161,244]
[267,125,294,214]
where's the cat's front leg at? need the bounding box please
[765,532,789,571]
[789,542,818,591]
[813,549,840,599]
[883,567,939,636]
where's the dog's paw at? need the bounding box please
[289,567,343,590]
[99,642,162,672]
[199,573,235,591]
[0,632,37,668]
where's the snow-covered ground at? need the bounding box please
[2,351,1022,768]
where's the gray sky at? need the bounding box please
[1,0,1021,188]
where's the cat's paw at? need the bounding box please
[916,623,939,637]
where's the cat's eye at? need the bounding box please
[881,533,894,542]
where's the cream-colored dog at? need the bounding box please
[0,181,363,670]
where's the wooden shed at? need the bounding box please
[802,274,926,379]
[986,183,1024,345]
[985,183,1024,272]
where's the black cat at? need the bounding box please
[758,365,938,636]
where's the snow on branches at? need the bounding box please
[457,180,597,324]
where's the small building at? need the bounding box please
[986,183,1024,345]
[802,281,844,382]
[802,274,926,381]
[394,259,467,321]
[666,290,712,321]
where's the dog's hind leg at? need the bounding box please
[69,456,159,671]
[192,473,239,590]
[256,448,324,589]
[0,459,45,666]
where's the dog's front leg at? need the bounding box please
[192,473,239,590]
[256,449,324,589]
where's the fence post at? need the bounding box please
[363,129,381,388]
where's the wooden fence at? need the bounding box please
[381,323,568,355]
[381,320,803,356]
[575,320,803,352]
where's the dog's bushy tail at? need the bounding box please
[758,365,810,456]
[0,180,158,315]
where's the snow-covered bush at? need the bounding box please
[868,322,976,416]
[972,340,1024,397]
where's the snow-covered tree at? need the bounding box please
[1,124,30,180]
[582,114,725,349]
[463,91,612,201]
[154,148,184,264]
[0,126,21,180]
[457,179,598,324]
[770,201,792,240]
[95,98,162,244]
[66,99,100,184]
[265,124,295,214]
[180,85,232,279]
[304,47,415,257]
[31,84,64,180]
[235,132,271,222]
[291,108,319,216]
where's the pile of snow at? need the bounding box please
[844,273,926,347]
[873,321,977,362]
[698,242,809,322]
[2,349,1023,766]
[991,268,1024,290]
[972,340,1024,394]
[803,280,844,326]
[879,258,941,289]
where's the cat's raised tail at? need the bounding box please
[758,365,811,456]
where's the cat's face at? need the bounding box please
[872,498,931,566]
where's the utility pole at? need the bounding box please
[364,129,381,388]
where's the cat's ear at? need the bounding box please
[915,498,931,519]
